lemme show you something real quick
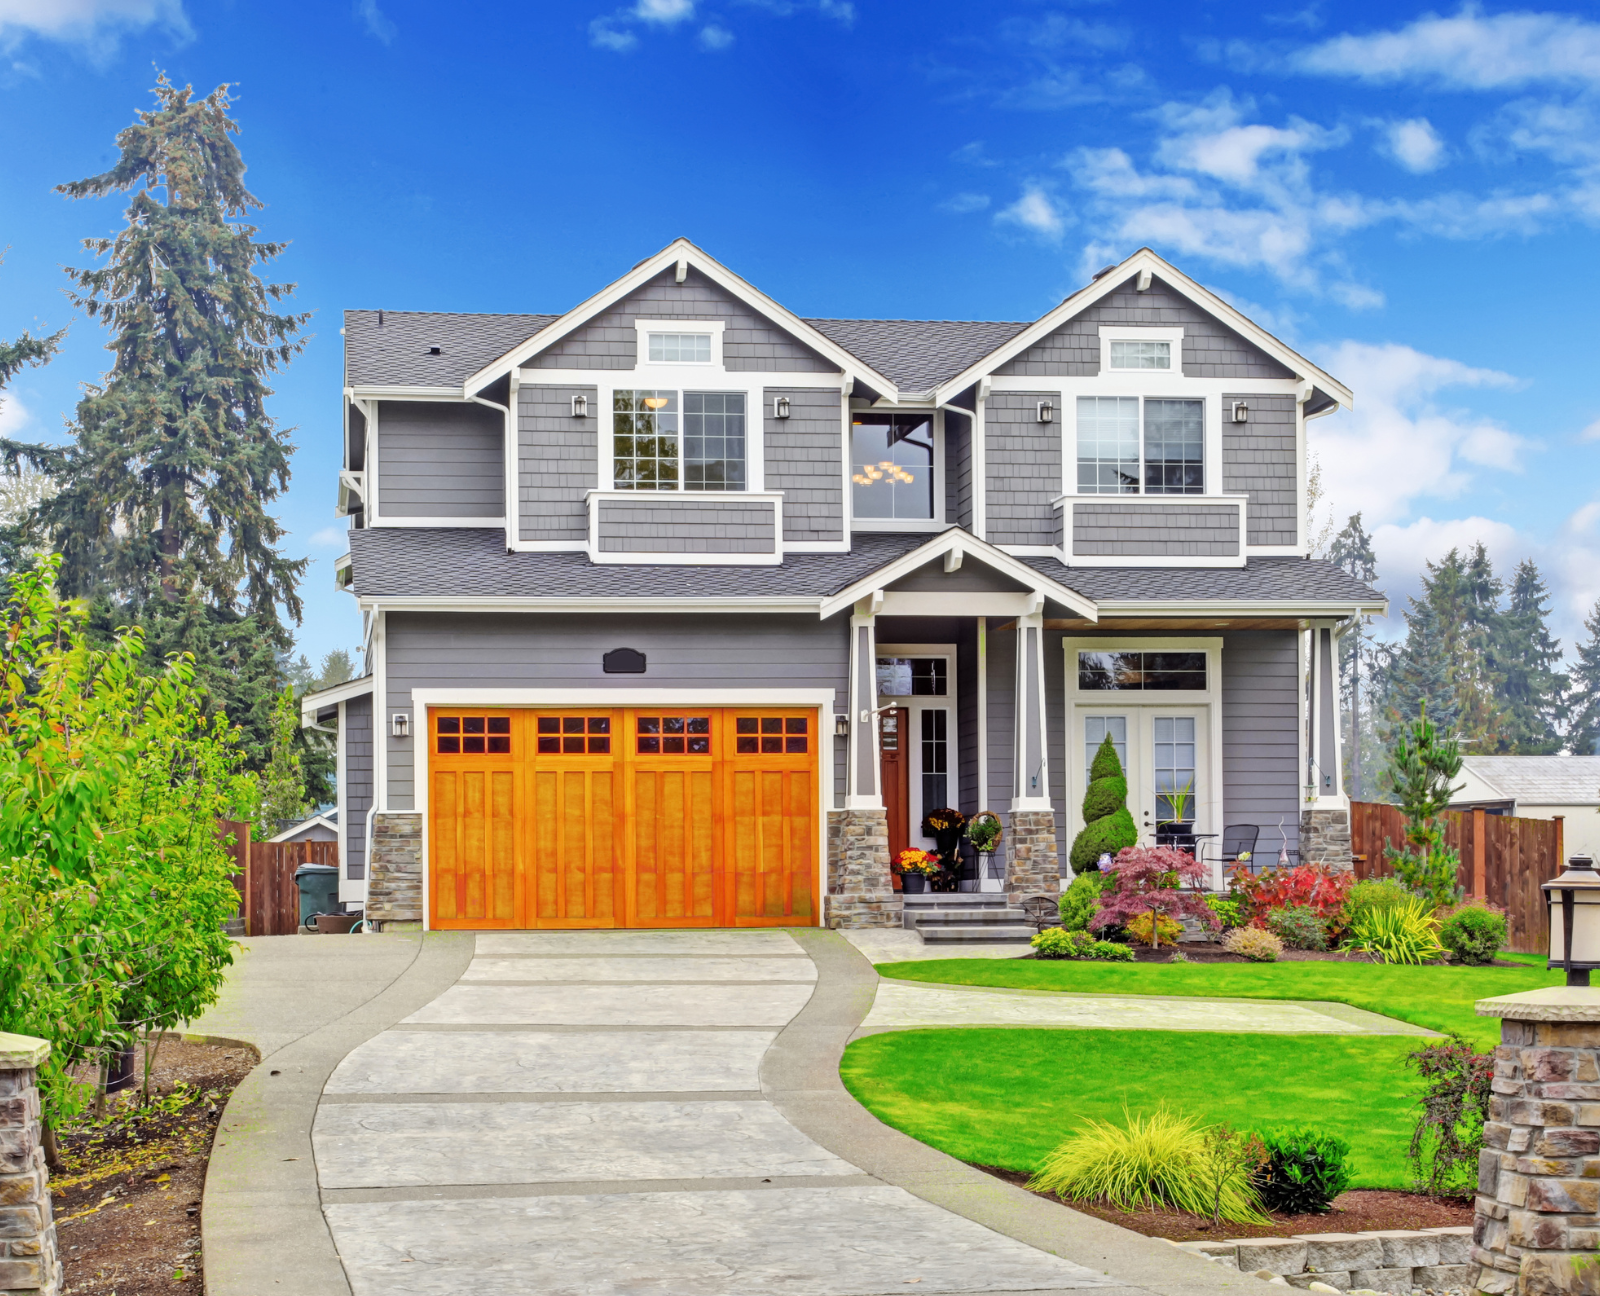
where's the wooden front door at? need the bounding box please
[879,707,910,888]
[427,707,819,930]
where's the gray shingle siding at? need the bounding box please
[763,387,844,543]
[1221,630,1301,855]
[985,393,1061,547]
[376,401,504,518]
[382,611,850,808]
[518,384,597,543]
[596,498,777,554]
[996,275,1295,380]
[1223,393,1298,547]
[1070,502,1241,558]
[523,267,836,373]
[985,621,1016,812]
[345,693,372,882]
[944,407,973,529]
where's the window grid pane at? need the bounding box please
[921,709,948,814]
[613,390,679,490]
[1143,398,1204,495]
[1110,339,1171,370]
[1084,715,1128,780]
[647,333,711,363]
[1076,397,1139,495]
[1153,716,1196,823]
[683,392,746,490]
[851,414,934,519]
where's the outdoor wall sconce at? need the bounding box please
[1544,855,1600,986]
[774,396,791,419]
[1231,401,1249,423]
[1037,400,1054,424]
[391,713,410,739]
[834,713,850,738]
[572,395,588,418]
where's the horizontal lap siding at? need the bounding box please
[596,499,777,553]
[521,268,836,372]
[345,694,373,880]
[383,612,851,809]
[1221,630,1300,855]
[763,387,843,543]
[377,401,504,517]
[519,385,597,543]
[1223,393,1297,547]
[996,275,1294,379]
[1071,502,1240,557]
[985,393,1060,546]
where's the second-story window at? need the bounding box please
[648,332,711,363]
[1076,397,1204,496]
[851,413,934,520]
[613,390,745,491]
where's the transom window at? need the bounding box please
[637,715,711,754]
[876,657,947,697]
[648,332,711,363]
[1076,396,1204,495]
[613,390,745,491]
[437,715,511,755]
[735,716,808,754]
[1078,651,1207,691]
[851,414,933,520]
[1110,339,1171,370]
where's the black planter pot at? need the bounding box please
[901,874,929,894]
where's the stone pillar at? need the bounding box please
[0,1033,60,1296]
[1300,807,1353,869]
[825,808,902,928]
[1304,621,1351,870]
[1473,988,1600,1296]
[367,810,423,929]
[1007,810,1061,906]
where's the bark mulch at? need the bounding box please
[972,1164,1472,1242]
[52,1037,256,1296]
[1080,944,1528,966]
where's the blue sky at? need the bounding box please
[2,0,1600,664]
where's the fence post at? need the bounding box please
[1555,815,1565,868]
[1472,807,1486,901]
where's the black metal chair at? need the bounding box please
[1202,824,1261,878]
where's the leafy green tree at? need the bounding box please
[1380,703,1465,908]
[1328,513,1380,798]
[1490,560,1568,754]
[1569,599,1600,757]
[1070,734,1138,873]
[259,684,308,827]
[38,73,308,631]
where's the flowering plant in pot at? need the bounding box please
[921,807,967,892]
[896,848,939,894]
[1091,846,1219,951]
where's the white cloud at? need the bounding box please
[589,17,638,49]
[1580,418,1600,442]
[697,22,732,48]
[1368,514,1527,632]
[1383,117,1446,172]
[0,0,188,48]
[1308,341,1523,527]
[635,0,693,22]
[0,391,29,437]
[952,141,999,168]
[310,527,348,549]
[354,0,395,43]
[996,186,1065,240]
[1292,9,1600,90]
[940,192,991,214]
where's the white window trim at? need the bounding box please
[1097,326,1185,375]
[404,687,838,933]
[847,406,945,531]
[605,380,761,494]
[1069,390,1213,502]
[634,319,725,369]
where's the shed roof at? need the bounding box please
[1461,756,1600,806]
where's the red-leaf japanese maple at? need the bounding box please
[1090,846,1220,948]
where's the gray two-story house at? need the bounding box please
[301,240,1384,935]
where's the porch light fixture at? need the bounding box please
[391,713,410,739]
[1231,401,1249,423]
[774,396,791,420]
[1544,855,1600,987]
[835,713,849,738]
[1037,401,1054,424]
[571,395,588,418]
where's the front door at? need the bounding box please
[1074,708,1211,855]
[875,646,957,854]
[879,707,910,886]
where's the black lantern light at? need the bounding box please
[1543,855,1600,987]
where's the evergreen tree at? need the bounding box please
[38,74,309,630]
[1381,703,1466,908]
[1491,560,1568,753]
[1328,513,1379,798]
[1569,600,1600,757]
[0,289,66,574]
[259,684,309,828]
[1069,734,1138,873]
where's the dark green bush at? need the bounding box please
[1265,904,1328,951]
[1058,871,1105,931]
[1253,1127,1352,1214]
[1438,904,1508,966]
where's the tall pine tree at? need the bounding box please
[1569,600,1600,757]
[1491,560,1568,753]
[1328,512,1379,798]
[38,74,308,631]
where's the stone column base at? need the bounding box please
[1006,809,1061,906]
[824,808,902,929]
[0,1035,62,1296]
[1300,807,1353,870]
[367,811,423,926]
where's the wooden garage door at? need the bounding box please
[427,707,818,930]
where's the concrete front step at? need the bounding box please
[916,923,1038,944]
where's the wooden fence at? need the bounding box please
[231,830,340,937]
[1349,800,1564,954]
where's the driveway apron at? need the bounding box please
[315,929,1119,1296]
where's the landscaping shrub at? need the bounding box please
[1344,878,1411,922]
[1438,903,1508,966]
[1126,912,1184,948]
[1265,904,1328,951]
[1028,1106,1269,1224]
[1058,871,1105,932]
[1345,896,1446,965]
[1093,846,1219,949]
[1232,862,1352,924]
[1382,704,1466,910]
[1031,928,1133,961]
[1069,735,1138,872]
[1253,1127,1353,1214]
[1222,927,1284,962]
[1205,895,1245,929]
[1406,1035,1493,1197]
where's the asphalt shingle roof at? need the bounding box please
[345,310,556,388]
[1461,756,1600,806]
[347,527,1383,608]
[800,319,1032,393]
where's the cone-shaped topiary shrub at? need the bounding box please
[1070,734,1138,872]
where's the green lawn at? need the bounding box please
[841,958,1560,1191]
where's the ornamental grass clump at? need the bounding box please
[1345,895,1446,965]
[1222,926,1284,962]
[1028,1106,1269,1225]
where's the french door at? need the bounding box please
[1074,707,1212,855]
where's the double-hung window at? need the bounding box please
[1076,397,1204,495]
[613,390,746,491]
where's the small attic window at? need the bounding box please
[427,346,442,356]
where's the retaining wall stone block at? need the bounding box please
[1301,1236,1383,1271]
[1347,1266,1415,1294]
[1235,1240,1308,1274]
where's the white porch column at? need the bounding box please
[846,598,882,809]
[1011,602,1051,812]
[1302,619,1353,869]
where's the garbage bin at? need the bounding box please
[293,863,340,930]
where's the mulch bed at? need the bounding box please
[971,1165,1472,1241]
[52,1037,256,1295]
[1025,943,1528,966]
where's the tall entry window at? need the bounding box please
[1076,397,1204,495]
[1153,716,1197,826]
[920,710,948,813]
[614,390,746,491]
[851,414,934,519]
